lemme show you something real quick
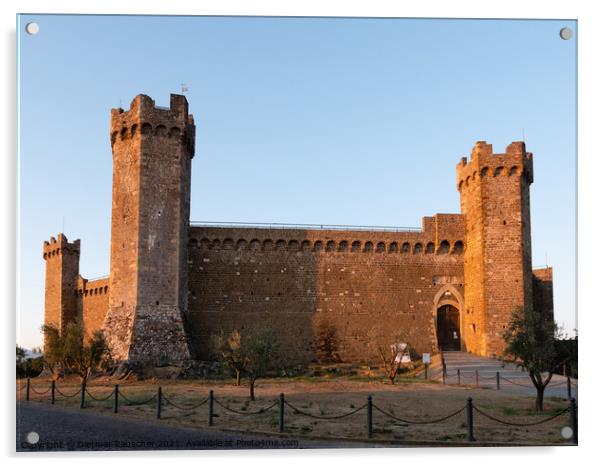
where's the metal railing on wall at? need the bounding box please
[190,221,422,233]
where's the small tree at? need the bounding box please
[41,324,65,380]
[315,320,341,363]
[244,327,278,400]
[212,329,246,386]
[42,322,108,382]
[503,308,559,412]
[368,328,411,384]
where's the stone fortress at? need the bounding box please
[43,94,554,367]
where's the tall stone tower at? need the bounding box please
[42,234,80,339]
[103,94,195,365]
[457,141,534,357]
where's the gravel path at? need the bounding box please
[16,402,384,451]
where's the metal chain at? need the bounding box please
[55,387,82,398]
[118,391,157,405]
[214,397,278,415]
[473,406,570,427]
[85,389,115,402]
[17,383,26,391]
[373,404,465,425]
[284,400,367,420]
[548,380,574,388]
[500,377,534,388]
[29,385,52,395]
[163,395,208,411]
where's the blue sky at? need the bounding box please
[17,15,577,348]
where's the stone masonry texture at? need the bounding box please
[42,94,554,366]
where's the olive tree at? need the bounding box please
[212,329,245,386]
[42,322,109,382]
[244,327,279,400]
[503,308,560,412]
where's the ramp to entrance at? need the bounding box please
[426,352,577,399]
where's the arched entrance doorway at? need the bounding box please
[437,305,461,351]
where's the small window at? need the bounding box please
[437,240,450,255]
[452,241,464,255]
[388,242,398,253]
[363,242,373,253]
[401,242,410,254]
[413,243,423,254]
[338,241,349,252]
[426,242,435,254]
[351,241,361,252]
[314,241,323,252]
[326,240,336,252]
[494,166,504,177]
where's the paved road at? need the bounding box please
[429,352,578,399]
[16,402,385,451]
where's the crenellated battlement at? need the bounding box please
[110,94,195,157]
[43,233,80,260]
[456,141,533,191]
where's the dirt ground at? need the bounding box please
[17,375,575,446]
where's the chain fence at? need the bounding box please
[439,367,578,396]
[284,400,366,420]
[214,397,278,415]
[17,378,578,445]
[373,404,466,425]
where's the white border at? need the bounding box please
[2,1,600,464]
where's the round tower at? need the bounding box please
[457,141,534,357]
[103,94,195,365]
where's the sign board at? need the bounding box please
[422,353,431,364]
[401,354,411,364]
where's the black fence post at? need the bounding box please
[113,385,119,414]
[442,364,447,385]
[475,370,479,388]
[496,371,500,390]
[425,363,429,380]
[26,378,30,401]
[80,379,86,409]
[466,397,475,442]
[457,369,461,385]
[367,395,373,439]
[156,387,162,419]
[567,376,572,400]
[570,398,578,445]
[51,380,55,405]
[279,393,285,433]
[208,390,214,426]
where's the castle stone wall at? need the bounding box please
[533,267,554,323]
[76,277,110,340]
[187,216,466,365]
